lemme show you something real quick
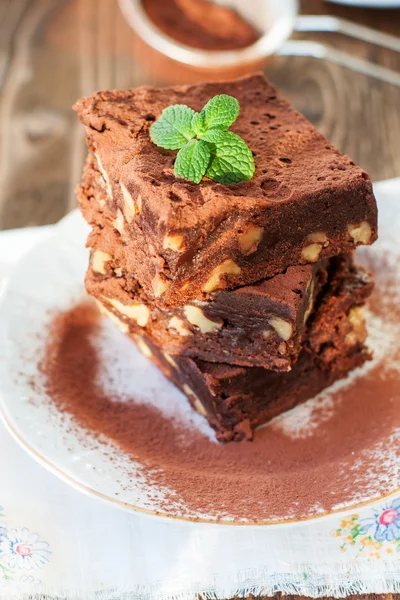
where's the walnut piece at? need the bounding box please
[303,278,316,323]
[96,300,129,333]
[134,335,153,358]
[106,298,149,327]
[182,383,207,417]
[348,221,372,245]
[120,182,137,223]
[301,243,323,262]
[268,316,293,341]
[307,231,329,246]
[238,225,264,255]
[202,259,241,293]
[168,316,191,336]
[183,305,222,334]
[278,342,287,355]
[345,306,367,345]
[95,153,112,198]
[92,250,112,275]
[163,352,178,368]
[163,234,185,252]
[113,209,125,235]
[152,275,170,298]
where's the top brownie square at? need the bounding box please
[74,73,377,306]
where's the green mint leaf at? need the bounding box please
[174,139,211,184]
[150,94,255,184]
[198,94,240,133]
[202,130,254,184]
[192,112,207,138]
[150,105,196,150]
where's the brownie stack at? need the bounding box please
[74,74,377,442]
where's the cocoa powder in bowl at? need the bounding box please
[141,0,261,51]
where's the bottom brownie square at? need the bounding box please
[96,257,373,442]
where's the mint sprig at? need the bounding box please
[174,139,211,184]
[194,95,239,134]
[202,130,255,184]
[149,94,254,185]
[149,105,196,149]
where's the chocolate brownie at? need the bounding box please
[86,235,330,369]
[74,74,377,306]
[96,257,374,441]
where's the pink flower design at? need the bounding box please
[0,527,51,570]
[360,498,400,543]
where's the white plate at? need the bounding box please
[0,191,399,525]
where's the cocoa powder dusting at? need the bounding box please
[38,249,400,523]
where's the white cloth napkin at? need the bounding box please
[1,180,400,600]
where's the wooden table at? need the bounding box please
[0,0,399,230]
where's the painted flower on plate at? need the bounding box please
[0,527,51,569]
[360,498,400,542]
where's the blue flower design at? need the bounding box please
[360,497,400,542]
[0,527,51,570]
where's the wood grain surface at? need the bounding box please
[0,0,399,230]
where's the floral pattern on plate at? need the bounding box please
[0,505,51,589]
[332,497,400,558]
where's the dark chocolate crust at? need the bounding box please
[117,257,373,442]
[86,238,330,370]
[75,74,377,306]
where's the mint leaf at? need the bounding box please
[174,139,211,184]
[197,94,239,133]
[192,112,207,138]
[150,105,196,150]
[150,94,255,184]
[203,130,254,184]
